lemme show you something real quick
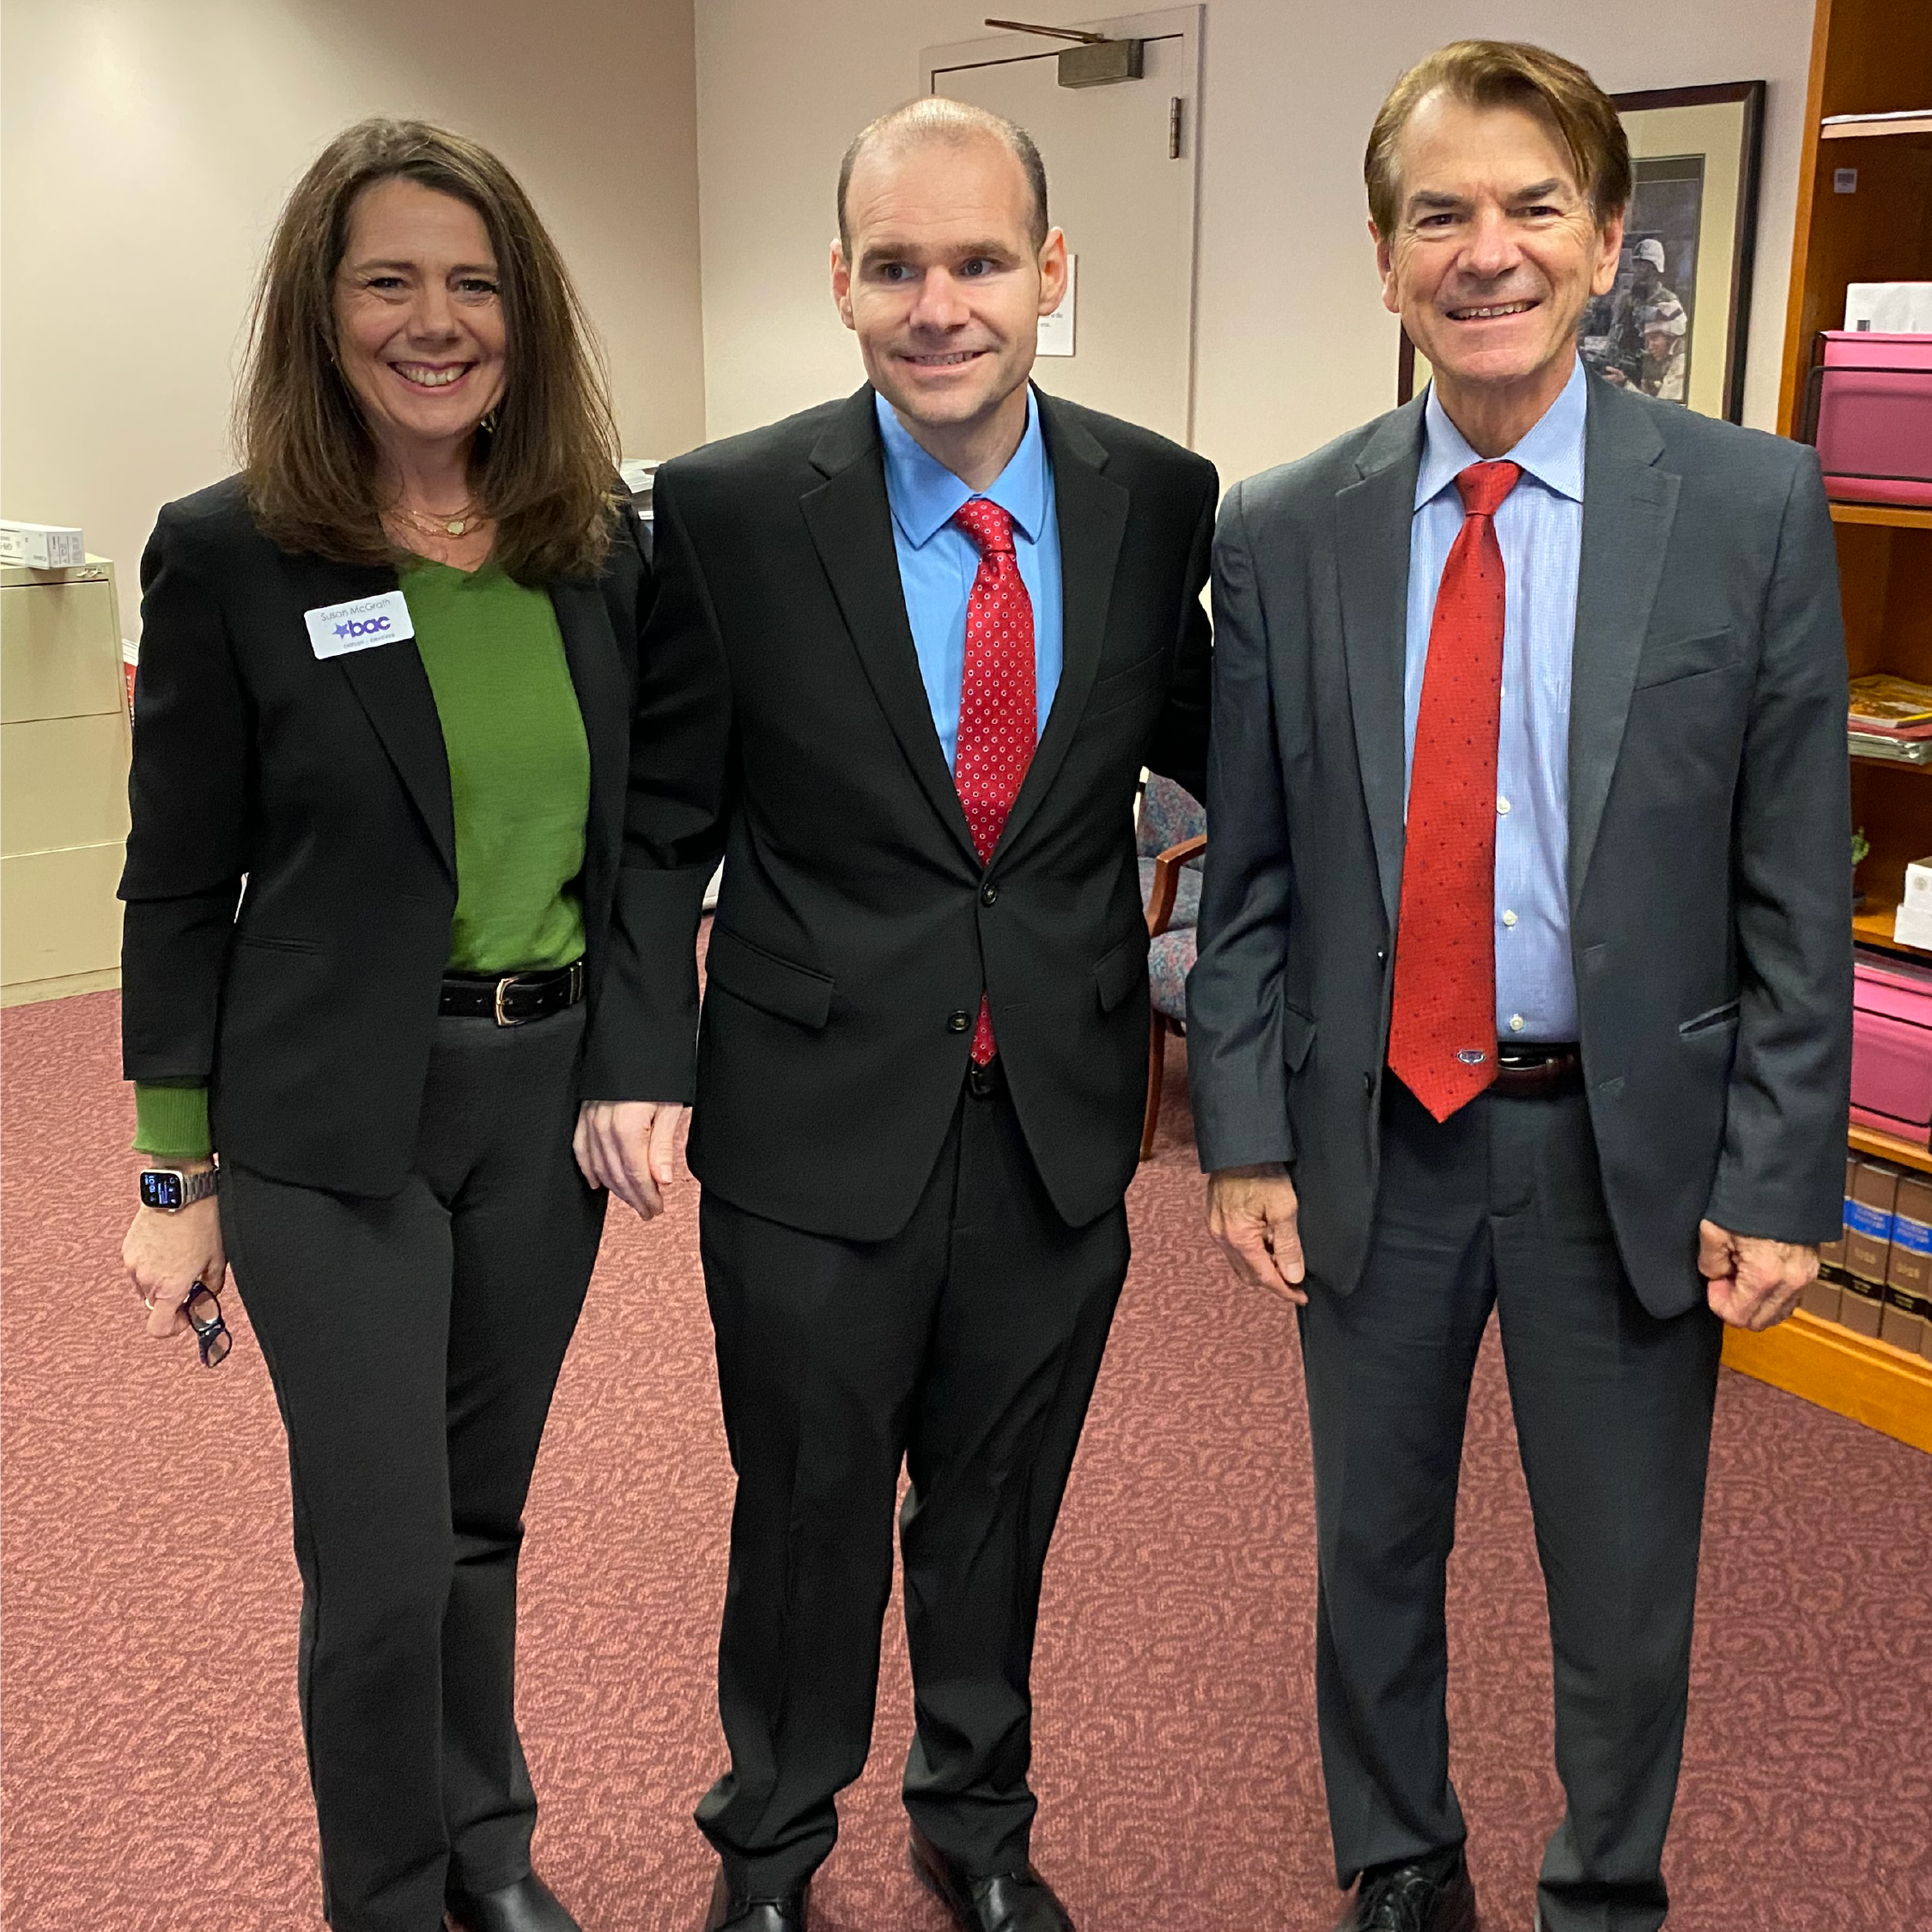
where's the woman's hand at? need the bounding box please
[574,1101,685,1220]
[123,1171,227,1338]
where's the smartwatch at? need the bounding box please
[139,1165,219,1212]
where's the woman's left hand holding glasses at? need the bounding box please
[123,1159,228,1342]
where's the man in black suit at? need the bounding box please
[574,98,1215,1932]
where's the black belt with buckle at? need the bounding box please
[439,958,585,1026]
[1492,1041,1582,1097]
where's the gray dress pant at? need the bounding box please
[221,1004,605,1932]
[1301,1077,1722,1932]
[694,1064,1130,1895]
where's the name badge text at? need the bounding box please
[306,591,415,659]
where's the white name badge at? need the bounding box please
[305,590,415,659]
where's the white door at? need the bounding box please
[922,8,1203,447]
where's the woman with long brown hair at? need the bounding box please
[118,119,677,1932]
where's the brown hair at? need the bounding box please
[837,98,1049,256]
[238,118,618,582]
[1364,40,1631,238]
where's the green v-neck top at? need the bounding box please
[132,558,591,1158]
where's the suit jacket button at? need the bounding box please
[948,1010,972,1033]
[981,882,999,907]
[1363,1072,1374,1096]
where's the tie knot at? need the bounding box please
[953,498,1017,557]
[1455,459,1522,520]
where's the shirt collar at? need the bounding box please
[1416,355,1588,510]
[874,386,1050,549]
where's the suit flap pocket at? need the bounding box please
[1280,999,1316,1072]
[1678,997,1741,1038]
[1086,650,1167,715]
[1095,928,1148,1013]
[705,924,833,1030]
[1632,627,1741,691]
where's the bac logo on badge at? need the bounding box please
[305,590,416,659]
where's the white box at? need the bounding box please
[1895,857,1932,951]
[0,521,86,569]
[1844,283,1932,334]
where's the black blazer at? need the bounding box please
[118,477,653,1197]
[605,385,1217,1241]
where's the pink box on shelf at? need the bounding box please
[1851,949,1932,1147]
[1806,332,1932,508]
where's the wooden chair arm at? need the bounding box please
[1145,833,1208,937]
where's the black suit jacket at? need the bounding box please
[606,385,1217,1240]
[1188,375,1852,1316]
[118,477,653,1197]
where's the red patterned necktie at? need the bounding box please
[951,498,1036,1064]
[1387,459,1522,1121]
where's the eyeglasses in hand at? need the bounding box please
[184,1285,232,1369]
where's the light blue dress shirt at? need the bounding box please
[1405,355,1587,1042]
[874,389,1062,770]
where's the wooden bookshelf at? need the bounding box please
[1722,1311,1932,1454]
[1730,0,1932,1449]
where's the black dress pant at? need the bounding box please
[221,1005,605,1932]
[1300,1078,1722,1932]
[695,1065,1130,1894]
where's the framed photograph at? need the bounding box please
[1397,81,1765,422]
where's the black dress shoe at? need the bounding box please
[700,1866,810,1931]
[445,1872,580,1932]
[1332,1852,1477,1932]
[908,1824,1075,1932]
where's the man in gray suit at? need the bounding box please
[1188,40,1850,1932]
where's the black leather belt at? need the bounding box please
[1492,1042,1582,1097]
[439,959,584,1026]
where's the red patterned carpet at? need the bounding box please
[3,982,1929,1931]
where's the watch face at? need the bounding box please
[141,1170,185,1212]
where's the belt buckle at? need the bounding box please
[493,972,531,1028]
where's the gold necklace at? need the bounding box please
[394,500,487,539]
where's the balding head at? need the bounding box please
[837,98,1049,256]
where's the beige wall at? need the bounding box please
[693,0,1817,489]
[2,0,706,620]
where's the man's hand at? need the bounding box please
[574,1101,685,1220]
[123,1163,226,1340]
[1206,1163,1308,1307]
[1698,1220,1816,1331]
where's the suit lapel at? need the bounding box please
[292,552,458,882]
[1334,399,1426,929]
[995,392,1127,860]
[1567,377,1675,909]
[799,389,980,866]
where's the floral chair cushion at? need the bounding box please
[1137,774,1206,858]
[1149,927,1196,1024]
[1137,774,1206,933]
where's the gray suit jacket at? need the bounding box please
[1186,373,1852,1318]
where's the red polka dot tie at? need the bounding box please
[1387,459,1522,1121]
[951,498,1036,1064]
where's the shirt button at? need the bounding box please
[1502,910,1518,928]
[1509,1013,1527,1033]
[1497,796,1511,815]
[981,882,999,907]
[947,1010,972,1034]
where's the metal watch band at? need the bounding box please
[141,1165,219,1211]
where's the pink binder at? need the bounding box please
[1852,950,1932,1147]
[1806,332,1932,508]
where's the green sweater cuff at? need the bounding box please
[132,1083,212,1159]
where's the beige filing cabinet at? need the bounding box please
[1,556,131,1003]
